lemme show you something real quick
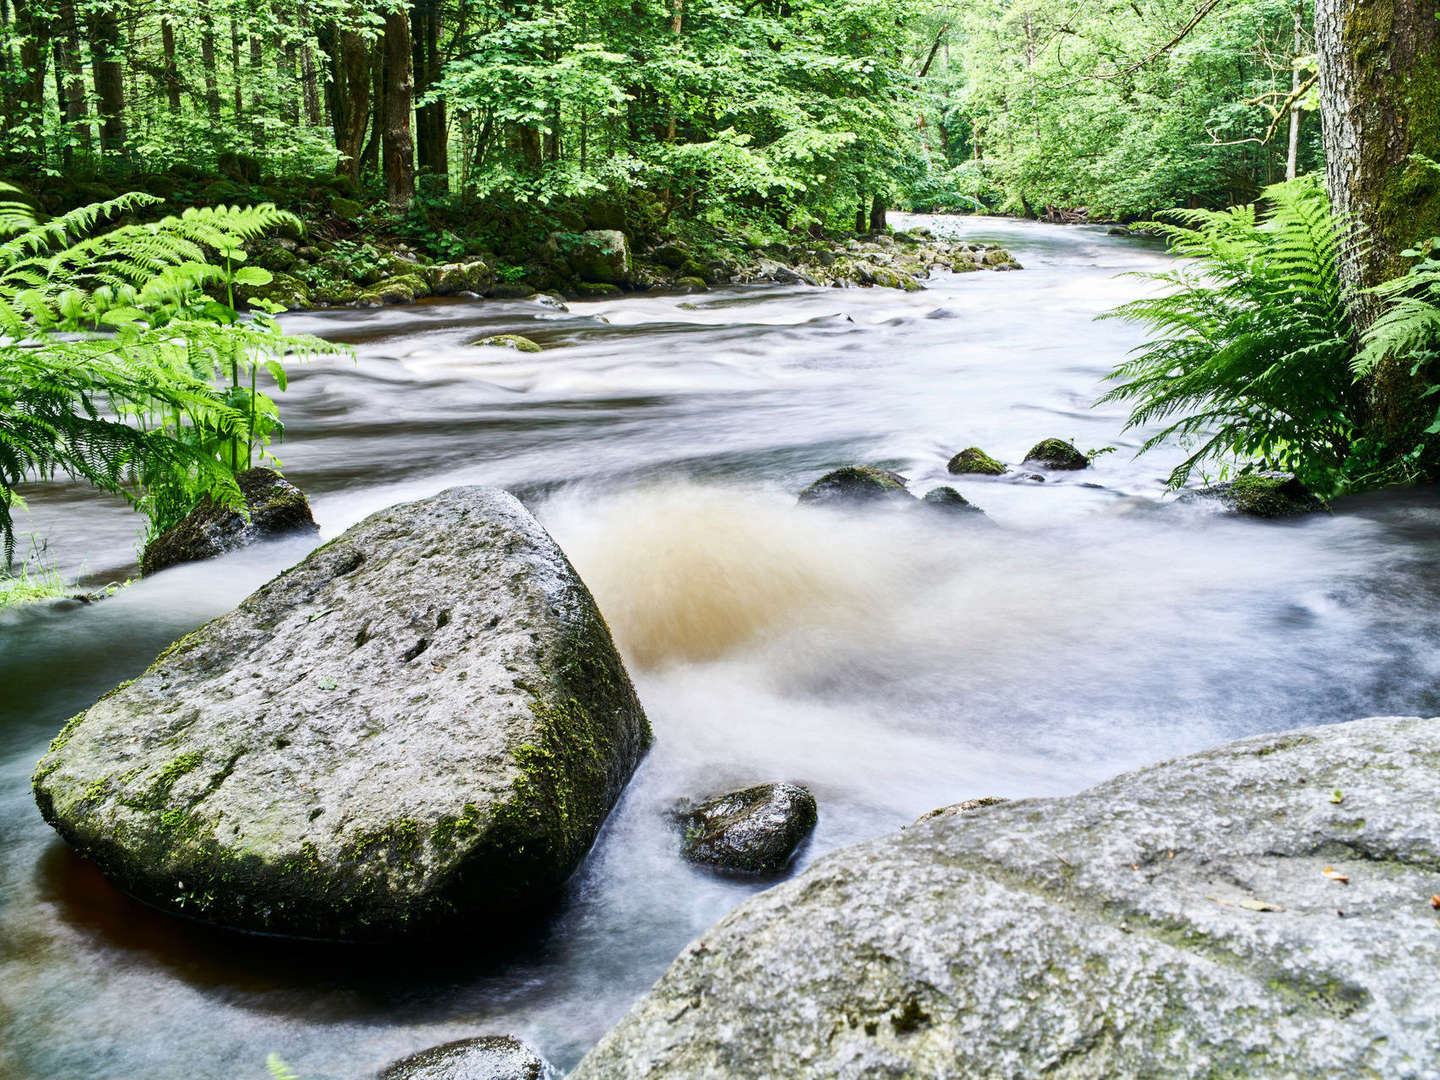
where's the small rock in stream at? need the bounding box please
[378,1035,557,1080]
[946,447,1008,476]
[797,466,913,507]
[919,487,988,519]
[678,782,818,875]
[140,467,317,576]
[1177,472,1327,519]
[1023,438,1090,470]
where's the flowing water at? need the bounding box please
[3,217,1440,1079]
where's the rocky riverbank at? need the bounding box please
[238,225,1021,311]
[574,713,1440,1078]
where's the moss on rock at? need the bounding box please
[947,447,1008,476]
[1023,438,1089,470]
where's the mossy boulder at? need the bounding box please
[919,486,987,518]
[675,276,709,293]
[1023,438,1089,470]
[362,274,429,306]
[1179,473,1328,519]
[140,467,317,576]
[575,282,623,298]
[330,195,365,221]
[677,783,817,875]
[797,466,913,507]
[236,270,311,311]
[574,714,1440,1079]
[429,260,495,296]
[946,447,1007,476]
[379,1035,557,1080]
[472,334,542,353]
[570,229,632,285]
[34,487,651,941]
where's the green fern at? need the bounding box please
[0,184,338,566]
[1098,176,1362,493]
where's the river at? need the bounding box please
[3,216,1439,1079]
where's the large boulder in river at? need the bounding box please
[572,714,1440,1078]
[946,446,1007,476]
[1179,472,1327,519]
[570,229,632,285]
[33,486,651,940]
[677,783,817,875]
[140,467,317,576]
[379,1035,557,1080]
[797,466,913,507]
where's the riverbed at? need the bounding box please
[3,216,1438,1079]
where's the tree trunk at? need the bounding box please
[161,20,182,112]
[1285,1,1303,180]
[88,6,126,160]
[1316,0,1440,429]
[411,0,448,188]
[200,16,223,121]
[382,7,415,207]
[869,193,887,233]
[298,3,323,126]
[335,26,371,181]
[55,0,90,161]
[13,0,49,164]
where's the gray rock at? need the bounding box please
[471,334,542,353]
[34,487,651,940]
[919,487,987,519]
[573,715,1440,1079]
[797,466,913,507]
[1178,473,1328,519]
[140,467,317,576]
[430,260,495,296]
[525,293,569,311]
[678,783,817,875]
[1023,438,1089,470]
[378,1035,557,1080]
[571,229,632,285]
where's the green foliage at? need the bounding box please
[1099,176,1361,492]
[0,184,334,563]
[265,1055,300,1080]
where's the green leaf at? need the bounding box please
[234,267,273,287]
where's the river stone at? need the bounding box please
[678,783,817,875]
[919,487,987,518]
[797,466,913,507]
[33,486,651,940]
[1023,437,1089,470]
[571,229,632,285]
[946,446,1007,476]
[472,334,542,353]
[378,1035,557,1080]
[140,467,317,576]
[1178,473,1327,519]
[573,715,1440,1079]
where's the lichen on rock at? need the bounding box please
[34,486,651,941]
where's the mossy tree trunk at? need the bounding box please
[382,6,416,208]
[1316,0,1440,429]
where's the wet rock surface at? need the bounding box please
[797,466,913,507]
[378,1035,557,1080]
[35,486,651,940]
[1023,438,1090,470]
[946,447,1007,476]
[574,714,1440,1079]
[1179,473,1328,519]
[919,487,987,518]
[140,468,317,576]
[677,783,818,875]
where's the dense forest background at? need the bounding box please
[0,0,1324,228]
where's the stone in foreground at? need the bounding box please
[378,1035,557,1080]
[34,487,650,940]
[141,467,317,576]
[1179,472,1327,519]
[946,447,1007,476]
[678,783,817,875]
[1023,437,1089,469]
[574,715,1440,1079]
[797,466,912,507]
[919,487,987,518]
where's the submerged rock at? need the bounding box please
[573,714,1440,1079]
[140,467,317,576]
[797,466,913,507]
[1023,438,1089,470]
[1179,473,1327,519]
[34,487,651,940]
[472,334,542,353]
[677,783,817,875]
[919,487,986,518]
[946,446,1007,476]
[378,1035,557,1080]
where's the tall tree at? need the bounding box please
[88,5,127,160]
[382,4,415,206]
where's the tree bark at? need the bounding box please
[411,0,448,188]
[1316,0,1440,429]
[335,26,371,181]
[12,0,49,164]
[869,192,887,233]
[200,15,223,121]
[55,0,90,161]
[1285,1,1303,180]
[88,6,126,160]
[161,19,182,112]
[382,6,415,207]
